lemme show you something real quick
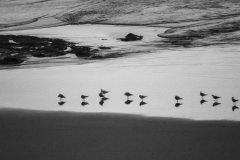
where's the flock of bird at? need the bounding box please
[174,91,239,111]
[58,90,239,111]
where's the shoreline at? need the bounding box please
[1,108,240,160]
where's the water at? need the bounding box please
[0,25,240,121]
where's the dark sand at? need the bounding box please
[0,108,240,160]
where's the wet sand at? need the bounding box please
[0,108,240,160]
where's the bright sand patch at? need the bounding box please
[0,108,240,160]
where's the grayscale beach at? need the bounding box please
[1,0,240,159]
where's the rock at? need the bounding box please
[118,33,143,41]
[71,46,91,57]
[99,46,111,49]
[0,56,24,65]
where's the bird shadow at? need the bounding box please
[232,105,239,112]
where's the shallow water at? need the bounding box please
[0,25,240,121]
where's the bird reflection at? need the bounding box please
[140,101,147,106]
[99,100,104,106]
[175,103,183,107]
[212,102,221,107]
[81,101,89,106]
[232,105,239,111]
[58,101,66,106]
[125,100,133,105]
[200,99,207,105]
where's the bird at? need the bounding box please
[175,103,183,107]
[81,95,89,100]
[125,100,133,105]
[200,91,207,98]
[140,101,147,106]
[232,105,239,111]
[101,89,109,94]
[124,92,133,98]
[212,102,221,107]
[58,94,66,100]
[58,101,66,106]
[99,92,105,98]
[175,96,183,102]
[200,99,207,105]
[139,95,147,100]
[232,97,239,105]
[81,101,89,106]
[212,95,221,102]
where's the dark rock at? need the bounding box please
[0,56,24,65]
[118,33,143,41]
[99,46,111,49]
[71,46,91,57]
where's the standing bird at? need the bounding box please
[175,96,183,102]
[232,97,239,105]
[99,92,105,98]
[139,95,147,100]
[124,92,133,99]
[232,105,239,111]
[200,91,207,99]
[212,95,221,102]
[81,95,89,100]
[58,94,66,101]
[101,89,109,95]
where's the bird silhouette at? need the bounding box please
[212,102,221,107]
[125,100,133,105]
[101,89,109,94]
[58,101,66,106]
[232,105,239,111]
[81,101,89,106]
[99,92,105,98]
[140,101,147,106]
[175,96,183,102]
[232,97,239,105]
[139,95,147,100]
[81,95,89,100]
[175,103,183,107]
[200,99,207,105]
[58,94,66,100]
[200,91,207,99]
[212,95,221,102]
[125,92,133,99]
